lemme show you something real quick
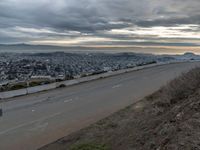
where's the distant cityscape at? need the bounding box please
[0,51,199,91]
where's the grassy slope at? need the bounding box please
[40,68,200,150]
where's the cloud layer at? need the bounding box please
[0,0,200,47]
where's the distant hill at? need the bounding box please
[0,44,112,53]
[180,52,200,60]
[0,44,78,52]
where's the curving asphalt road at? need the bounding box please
[0,62,200,150]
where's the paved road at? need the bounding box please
[0,62,200,150]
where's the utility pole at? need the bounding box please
[63,55,66,80]
[26,80,29,95]
[26,71,32,95]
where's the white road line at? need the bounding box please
[112,84,122,89]
[64,99,73,103]
[0,112,61,135]
[28,122,49,132]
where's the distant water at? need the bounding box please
[0,44,200,54]
[0,45,122,54]
[0,47,140,54]
[0,49,70,53]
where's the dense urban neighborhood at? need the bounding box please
[0,52,199,91]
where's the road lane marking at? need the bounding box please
[28,122,49,132]
[0,112,61,135]
[64,99,73,103]
[112,84,122,89]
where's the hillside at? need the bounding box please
[40,67,200,150]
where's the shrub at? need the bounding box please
[10,84,27,90]
[29,81,41,87]
[58,84,66,88]
[161,67,200,104]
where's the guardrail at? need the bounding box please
[0,61,186,99]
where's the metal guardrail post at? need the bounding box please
[0,97,2,117]
[0,108,2,117]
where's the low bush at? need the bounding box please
[58,84,66,88]
[161,67,200,104]
[10,84,27,90]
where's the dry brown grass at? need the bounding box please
[163,67,200,102]
[149,67,200,110]
[40,67,200,150]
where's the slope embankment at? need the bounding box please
[40,67,200,150]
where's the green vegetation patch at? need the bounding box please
[10,84,27,90]
[58,84,66,88]
[29,81,42,87]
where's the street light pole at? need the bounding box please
[63,56,66,80]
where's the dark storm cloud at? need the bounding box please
[0,0,200,45]
[0,0,131,32]
[136,15,200,27]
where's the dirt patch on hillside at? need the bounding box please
[39,68,200,150]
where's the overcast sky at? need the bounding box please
[0,0,200,48]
